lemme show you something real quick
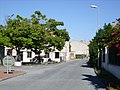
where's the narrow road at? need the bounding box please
[0,60,106,90]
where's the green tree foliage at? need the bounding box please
[4,15,33,60]
[1,10,70,60]
[44,18,70,52]
[88,37,99,67]
[29,11,70,53]
[88,23,117,67]
[0,25,12,47]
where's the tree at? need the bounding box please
[0,25,12,64]
[3,10,70,61]
[88,22,119,67]
[0,25,12,47]
[88,37,99,67]
[29,11,70,56]
[4,15,33,61]
[45,18,70,51]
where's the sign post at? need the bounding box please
[3,56,15,74]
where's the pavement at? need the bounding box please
[0,69,26,81]
[0,60,106,90]
[0,62,60,81]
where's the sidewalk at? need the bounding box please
[0,70,26,81]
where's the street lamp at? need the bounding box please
[90,4,100,30]
[91,4,101,68]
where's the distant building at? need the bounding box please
[70,40,89,59]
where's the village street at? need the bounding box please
[0,60,106,90]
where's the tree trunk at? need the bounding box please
[16,47,21,61]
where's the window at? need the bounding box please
[27,51,32,58]
[55,52,59,58]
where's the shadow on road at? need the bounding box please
[81,61,92,68]
[82,74,106,89]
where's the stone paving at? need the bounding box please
[0,70,26,81]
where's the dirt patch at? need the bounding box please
[0,70,26,81]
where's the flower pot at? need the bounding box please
[14,61,22,66]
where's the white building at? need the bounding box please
[3,41,70,63]
[70,40,89,59]
[50,41,70,62]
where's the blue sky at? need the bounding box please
[0,0,120,41]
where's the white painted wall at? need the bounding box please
[19,49,35,62]
[4,41,70,63]
[4,47,10,56]
[48,41,70,62]
[49,50,61,63]
[61,41,70,61]
[101,46,120,79]
[102,62,120,79]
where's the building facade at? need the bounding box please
[70,40,89,59]
[3,41,70,64]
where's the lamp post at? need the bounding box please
[91,4,101,68]
[90,4,100,30]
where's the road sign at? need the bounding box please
[3,56,15,74]
[3,56,15,67]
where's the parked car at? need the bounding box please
[30,56,44,64]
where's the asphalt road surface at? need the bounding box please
[0,59,106,90]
